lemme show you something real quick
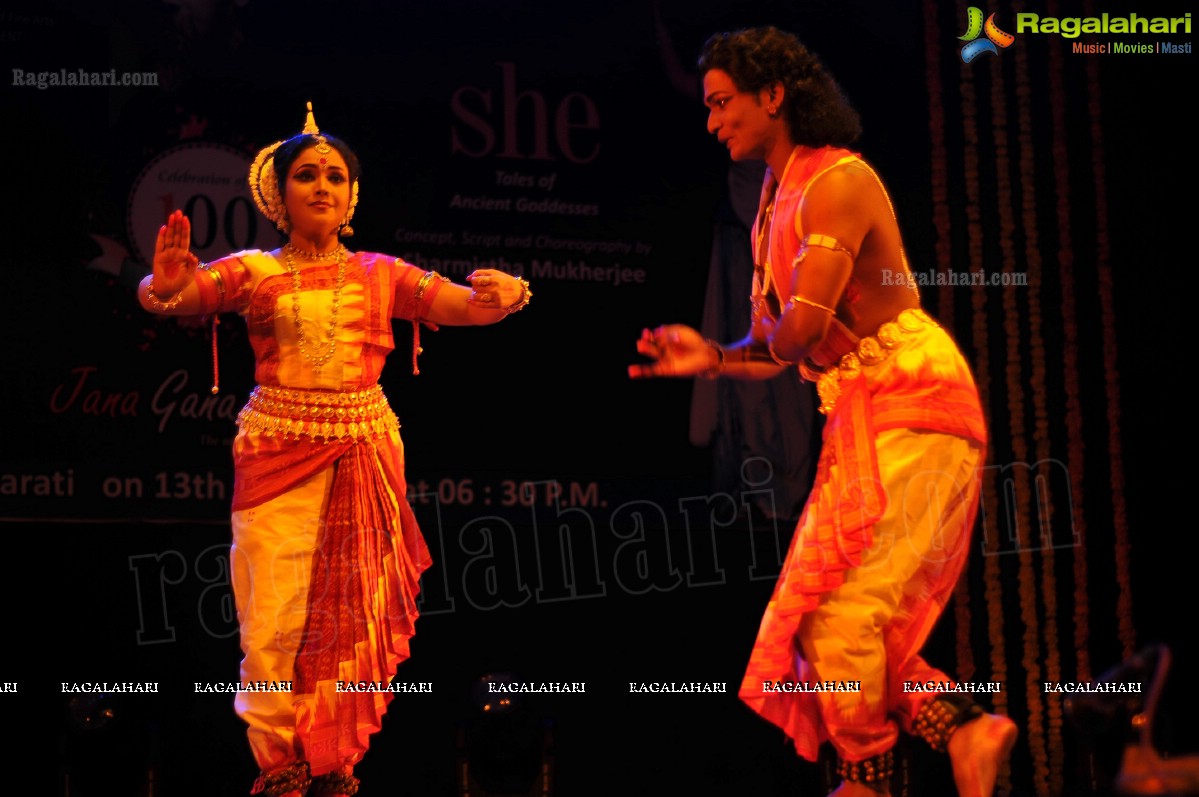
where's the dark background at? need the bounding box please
[1,0,1193,795]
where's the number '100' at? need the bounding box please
[159,194,260,249]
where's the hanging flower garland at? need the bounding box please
[1010,19,1065,793]
[921,0,976,684]
[1078,2,1134,663]
[977,43,1050,797]
[953,5,1017,791]
[1040,0,1093,686]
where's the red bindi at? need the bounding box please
[319,157,327,164]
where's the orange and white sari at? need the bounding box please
[198,250,441,776]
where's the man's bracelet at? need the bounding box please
[702,339,725,379]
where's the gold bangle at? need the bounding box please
[414,270,444,303]
[145,281,184,311]
[201,263,224,309]
[505,277,532,315]
[767,337,796,366]
[788,294,836,314]
[801,233,855,259]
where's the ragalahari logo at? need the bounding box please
[959,7,1016,62]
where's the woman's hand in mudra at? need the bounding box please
[152,209,200,296]
[466,269,526,310]
[628,324,715,378]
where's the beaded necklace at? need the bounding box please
[282,243,348,368]
[287,244,345,261]
[751,186,780,326]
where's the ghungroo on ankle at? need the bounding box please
[250,760,311,797]
[836,748,893,789]
[309,767,360,796]
[912,695,985,752]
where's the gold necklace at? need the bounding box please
[751,187,779,325]
[285,243,344,261]
[282,244,348,368]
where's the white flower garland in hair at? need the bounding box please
[248,140,289,232]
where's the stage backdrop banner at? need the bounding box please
[2,2,769,528]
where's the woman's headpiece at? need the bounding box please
[247,101,359,236]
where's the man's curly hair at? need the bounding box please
[698,26,861,148]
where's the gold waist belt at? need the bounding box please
[800,308,935,415]
[236,384,399,442]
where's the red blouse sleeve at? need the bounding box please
[390,258,450,375]
[392,258,448,321]
[193,252,255,314]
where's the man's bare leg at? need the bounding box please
[947,713,1018,797]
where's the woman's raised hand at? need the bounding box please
[152,209,200,296]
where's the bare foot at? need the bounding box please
[829,782,890,797]
[947,713,1018,797]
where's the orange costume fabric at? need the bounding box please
[195,249,443,776]
[737,148,989,762]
